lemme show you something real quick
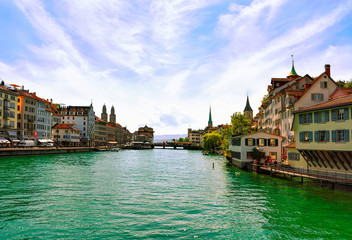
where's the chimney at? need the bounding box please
[325,64,331,77]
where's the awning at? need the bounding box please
[0,137,10,144]
[7,131,17,136]
[9,138,20,143]
[108,141,117,144]
[38,139,54,143]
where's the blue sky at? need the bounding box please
[1,0,352,134]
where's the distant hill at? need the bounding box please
[154,134,187,143]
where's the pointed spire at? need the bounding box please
[289,55,298,76]
[244,95,253,112]
[208,105,213,127]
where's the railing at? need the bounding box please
[251,163,352,185]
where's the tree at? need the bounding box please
[220,124,232,158]
[184,137,189,142]
[337,79,352,88]
[231,112,252,136]
[202,131,222,153]
[251,147,263,163]
[178,137,184,142]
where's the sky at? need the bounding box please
[1,0,352,135]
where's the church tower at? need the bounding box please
[208,106,213,127]
[101,104,108,122]
[109,105,116,123]
[244,96,253,120]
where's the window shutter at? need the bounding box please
[325,111,329,122]
[253,139,256,146]
[308,113,312,123]
[300,132,303,142]
[245,139,248,146]
[344,108,349,120]
[299,114,303,124]
[345,130,350,142]
[332,130,336,142]
[275,139,278,146]
[308,132,313,142]
[256,138,259,146]
[264,139,267,146]
[326,130,330,142]
[331,110,336,121]
[314,131,318,142]
[314,112,318,123]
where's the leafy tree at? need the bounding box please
[231,112,252,136]
[219,124,232,157]
[251,147,263,163]
[345,80,352,88]
[178,137,184,142]
[202,131,222,153]
[337,80,346,88]
[184,137,189,142]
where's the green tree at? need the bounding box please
[220,124,232,158]
[251,147,263,163]
[231,112,252,136]
[178,137,184,142]
[184,137,189,142]
[345,80,352,88]
[202,131,222,153]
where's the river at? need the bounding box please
[0,149,351,239]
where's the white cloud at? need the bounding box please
[1,0,352,134]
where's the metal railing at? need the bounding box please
[251,163,352,185]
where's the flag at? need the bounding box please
[34,130,37,139]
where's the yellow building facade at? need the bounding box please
[292,94,352,172]
[0,86,18,141]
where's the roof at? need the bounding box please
[244,96,253,111]
[288,60,298,76]
[232,130,284,139]
[52,123,80,132]
[285,142,296,148]
[294,94,352,114]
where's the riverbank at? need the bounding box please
[0,147,92,157]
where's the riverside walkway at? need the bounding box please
[253,163,352,188]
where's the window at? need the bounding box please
[337,109,344,121]
[231,138,241,146]
[231,151,241,159]
[245,138,255,146]
[311,93,324,101]
[258,138,266,146]
[269,138,278,147]
[337,130,345,142]
[314,111,329,123]
[315,131,329,142]
[288,152,300,161]
[300,131,312,142]
[270,152,277,160]
[320,81,328,88]
[299,113,312,124]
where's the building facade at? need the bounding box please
[292,94,352,172]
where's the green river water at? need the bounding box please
[0,149,351,239]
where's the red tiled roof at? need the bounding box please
[294,94,352,113]
[52,123,80,132]
[285,142,296,148]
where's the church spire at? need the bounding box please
[288,55,298,78]
[208,105,213,127]
[244,95,253,120]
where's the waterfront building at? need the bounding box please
[45,100,61,127]
[59,104,95,146]
[132,125,154,144]
[0,84,18,143]
[123,127,132,144]
[188,128,204,147]
[94,116,107,146]
[109,106,116,123]
[229,131,283,168]
[35,97,52,140]
[16,90,38,140]
[258,63,338,153]
[291,94,352,172]
[52,123,81,146]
